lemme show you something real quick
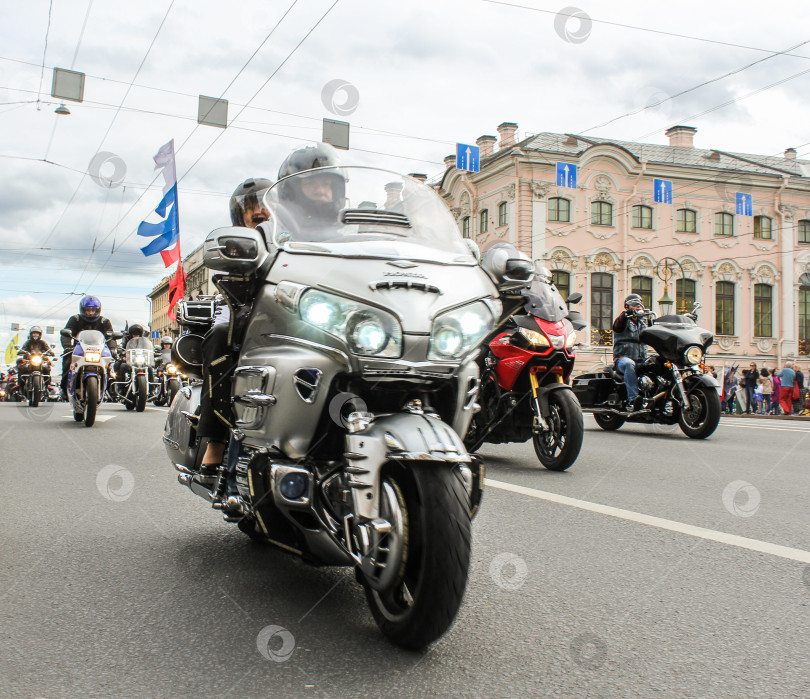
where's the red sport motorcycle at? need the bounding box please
[464,271,585,470]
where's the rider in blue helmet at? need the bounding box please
[60,295,116,398]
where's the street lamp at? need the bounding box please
[658,285,674,316]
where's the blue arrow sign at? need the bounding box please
[654,178,672,204]
[735,192,752,216]
[151,331,160,339]
[456,143,480,173]
[556,162,577,188]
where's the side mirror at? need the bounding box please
[566,292,583,305]
[60,329,72,338]
[204,226,269,275]
[503,258,534,283]
[112,332,123,340]
[480,243,533,292]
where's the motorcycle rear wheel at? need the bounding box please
[363,462,471,650]
[678,385,721,439]
[593,412,626,431]
[532,389,584,471]
[135,375,147,412]
[84,376,98,427]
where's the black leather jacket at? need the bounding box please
[612,311,647,363]
[61,314,117,353]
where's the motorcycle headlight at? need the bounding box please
[684,346,703,365]
[518,326,551,348]
[565,331,578,348]
[429,302,493,360]
[85,351,101,363]
[30,355,42,366]
[134,354,145,366]
[298,289,402,358]
[166,364,177,374]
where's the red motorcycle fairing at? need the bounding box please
[489,316,576,391]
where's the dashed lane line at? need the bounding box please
[486,478,810,564]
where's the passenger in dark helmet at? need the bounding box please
[612,294,648,412]
[196,177,273,478]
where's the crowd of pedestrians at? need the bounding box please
[719,361,809,416]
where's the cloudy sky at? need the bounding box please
[1,0,808,357]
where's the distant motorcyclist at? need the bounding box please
[61,296,115,397]
[17,326,54,386]
[117,323,147,389]
[612,294,648,412]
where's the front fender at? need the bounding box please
[538,383,579,417]
[684,373,720,390]
[345,412,471,521]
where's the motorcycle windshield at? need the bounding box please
[263,167,477,265]
[126,337,153,350]
[522,278,568,322]
[77,330,106,347]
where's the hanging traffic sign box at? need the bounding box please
[736,192,752,216]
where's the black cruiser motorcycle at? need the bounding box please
[572,303,721,439]
[163,167,533,649]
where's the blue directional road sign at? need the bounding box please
[456,143,480,173]
[556,162,577,188]
[654,178,672,204]
[151,330,159,339]
[736,192,752,216]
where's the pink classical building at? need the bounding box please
[438,122,810,368]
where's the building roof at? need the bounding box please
[522,132,810,179]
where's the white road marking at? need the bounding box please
[486,478,810,564]
[720,420,808,433]
[62,414,116,422]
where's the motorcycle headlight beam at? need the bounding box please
[518,326,551,348]
[85,351,101,363]
[30,355,43,366]
[429,302,494,360]
[565,331,578,349]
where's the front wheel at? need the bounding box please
[84,376,98,427]
[594,412,626,431]
[363,462,471,650]
[135,374,147,412]
[29,376,41,408]
[532,389,584,471]
[679,384,721,439]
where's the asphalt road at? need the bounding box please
[1,401,808,698]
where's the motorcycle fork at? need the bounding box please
[530,369,561,432]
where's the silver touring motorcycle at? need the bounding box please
[163,167,530,648]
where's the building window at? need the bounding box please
[676,208,697,233]
[631,205,653,229]
[480,209,489,234]
[462,216,470,238]
[548,197,570,222]
[754,283,772,337]
[676,278,696,315]
[591,201,612,226]
[754,216,772,240]
[799,219,810,244]
[631,275,653,309]
[716,281,735,335]
[552,270,570,300]
[714,212,734,237]
[498,201,508,227]
[590,273,614,345]
[800,276,810,355]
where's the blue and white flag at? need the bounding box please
[137,140,181,266]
